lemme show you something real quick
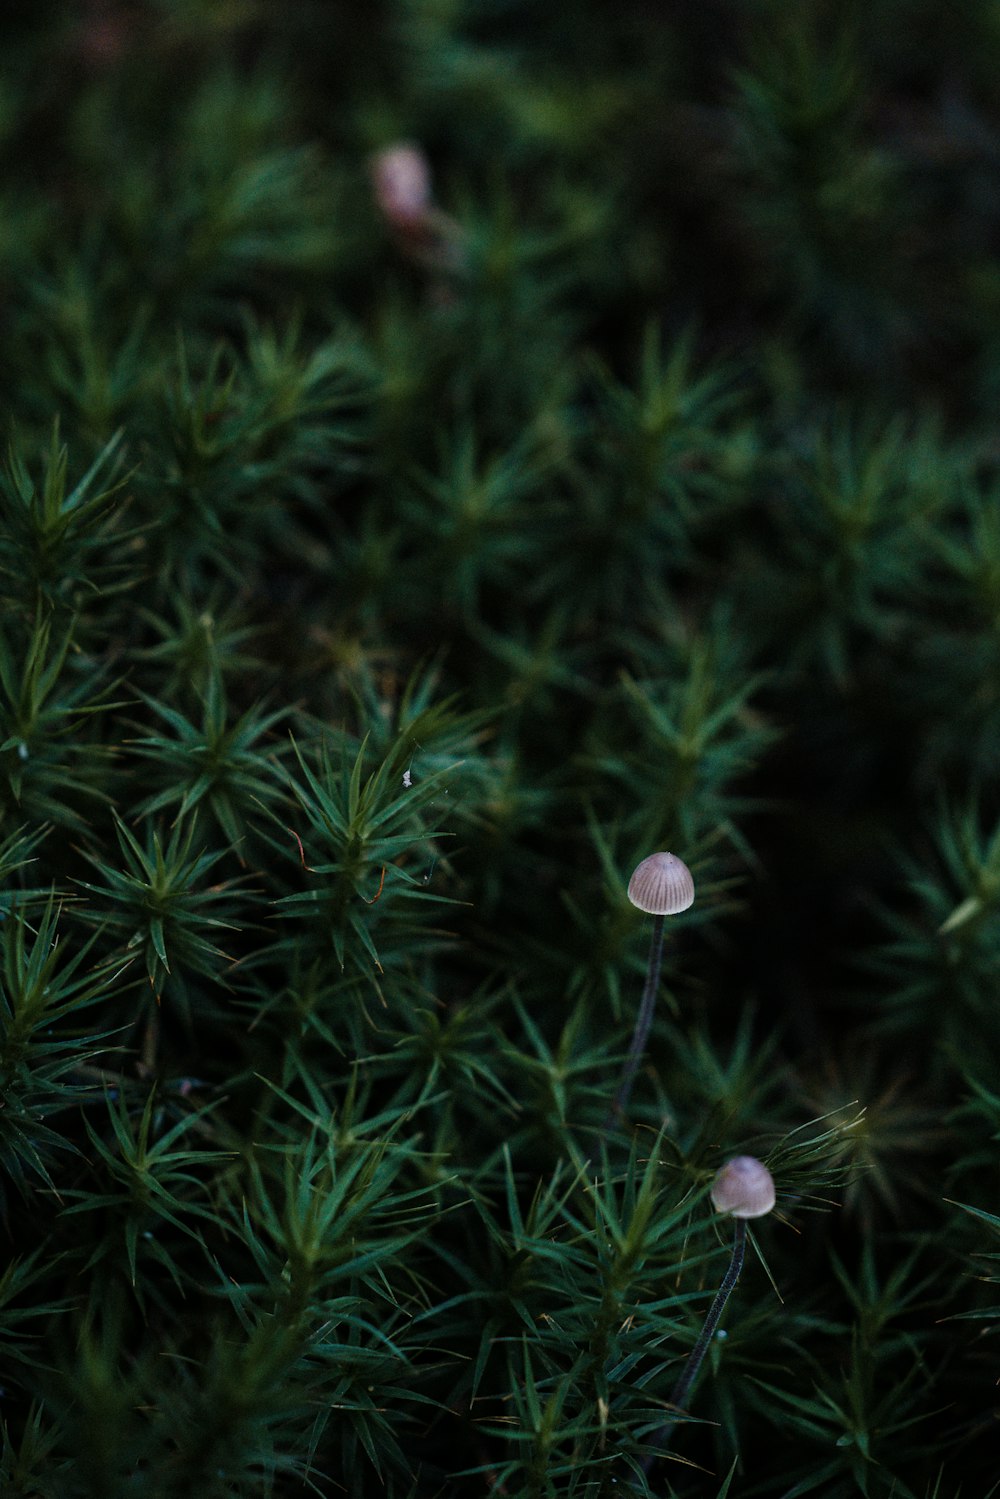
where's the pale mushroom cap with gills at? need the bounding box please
[710,1156,776,1219]
[626,852,695,915]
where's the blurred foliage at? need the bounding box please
[1,0,1000,1495]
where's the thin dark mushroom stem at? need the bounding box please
[612,913,665,1117]
[640,1217,748,1476]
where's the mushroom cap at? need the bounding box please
[710,1156,776,1219]
[627,852,695,915]
[371,143,432,228]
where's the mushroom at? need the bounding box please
[641,1155,776,1476]
[370,143,433,232]
[612,851,695,1118]
[626,851,695,917]
[369,142,466,274]
[711,1155,776,1219]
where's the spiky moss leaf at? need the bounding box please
[0,899,126,1202]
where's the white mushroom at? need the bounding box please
[710,1156,776,1219]
[627,851,695,916]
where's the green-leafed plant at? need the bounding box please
[1,3,1000,1495]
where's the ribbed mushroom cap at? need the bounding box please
[627,852,695,915]
[710,1156,776,1219]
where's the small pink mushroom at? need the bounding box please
[371,143,433,232]
[710,1156,776,1219]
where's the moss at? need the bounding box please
[1,3,999,1494]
